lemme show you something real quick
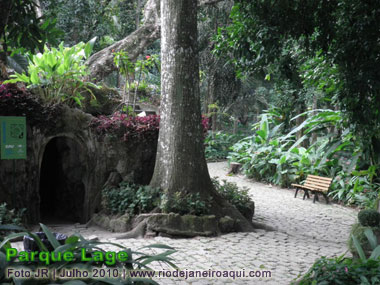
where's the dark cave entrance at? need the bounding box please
[39,137,86,223]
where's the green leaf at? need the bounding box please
[40,223,61,249]
[352,235,367,262]
[369,245,380,260]
[84,37,97,58]
[364,228,378,250]
[30,70,39,84]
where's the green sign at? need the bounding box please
[0,116,27,159]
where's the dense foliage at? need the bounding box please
[0,0,61,54]
[102,182,161,216]
[297,256,380,285]
[5,40,98,107]
[298,225,380,284]
[204,131,244,161]
[0,83,62,132]
[358,210,380,227]
[215,0,380,164]
[0,203,24,227]
[91,113,160,142]
[102,179,254,218]
[228,108,379,208]
[0,223,177,284]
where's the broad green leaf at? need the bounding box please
[364,228,378,250]
[40,223,61,249]
[369,245,380,260]
[352,235,366,262]
[84,37,97,58]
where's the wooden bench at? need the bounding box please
[292,175,332,204]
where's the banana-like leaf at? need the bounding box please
[352,235,367,262]
[40,223,61,249]
[369,245,380,260]
[364,228,378,251]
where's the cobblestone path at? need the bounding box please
[47,162,358,284]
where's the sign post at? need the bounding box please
[0,116,27,206]
[0,116,27,160]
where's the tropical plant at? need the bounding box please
[113,51,160,113]
[5,39,98,107]
[211,178,253,219]
[296,228,380,284]
[160,191,212,216]
[204,131,244,161]
[0,223,177,284]
[102,182,162,216]
[228,108,380,206]
[0,203,25,229]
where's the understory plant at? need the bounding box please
[113,51,160,113]
[0,223,177,284]
[0,203,25,228]
[90,113,160,142]
[102,182,161,216]
[160,191,213,216]
[229,108,379,207]
[5,39,98,107]
[102,179,254,218]
[0,83,62,132]
[211,178,253,217]
[296,228,380,284]
[204,131,244,161]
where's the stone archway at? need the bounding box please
[39,136,87,223]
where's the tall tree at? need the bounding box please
[150,0,253,231]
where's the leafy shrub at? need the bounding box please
[229,108,380,207]
[359,209,380,227]
[204,131,243,161]
[102,182,161,216]
[298,228,380,284]
[5,39,98,107]
[0,203,25,226]
[92,113,210,142]
[160,191,213,216]
[348,224,380,258]
[211,178,253,217]
[296,256,380,284]
[0,83,62,132]
[91,112,160,142]
[0,223,177,284]
[329,167,380,208]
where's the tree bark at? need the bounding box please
[86,0,160,82]
[85,0,223,82]
[150,0,253,232]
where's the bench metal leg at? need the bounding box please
[294,188,299,198]
[323,193,329,204]
[303,190,310,200]
[313,192,319,203]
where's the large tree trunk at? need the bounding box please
[150,0,254,232]
[86,0,160,82]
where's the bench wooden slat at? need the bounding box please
[293,174,333,203]
[308,175,332,182]
[306,178,331,185]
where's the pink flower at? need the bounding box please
[145,55,151,60]
[345,267,348,273]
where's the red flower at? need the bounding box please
[145,55,151,60]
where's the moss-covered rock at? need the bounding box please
[146,213,218,237]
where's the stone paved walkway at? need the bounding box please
[46,162,358,284]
